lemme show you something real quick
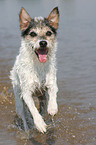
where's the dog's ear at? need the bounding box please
[47,7,59,29]
[19,8,32,31]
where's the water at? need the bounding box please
[0,0,96,144]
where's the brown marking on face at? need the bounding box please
[25,24,56,46]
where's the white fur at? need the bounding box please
[34,16,44,22]
[10,37,58,133]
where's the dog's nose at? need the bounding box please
[39,41,47,47]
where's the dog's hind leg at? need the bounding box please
[38,95,47,115]
[13,84,28,131]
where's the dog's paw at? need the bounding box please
[47,100,58,116]
[34,114,47,133]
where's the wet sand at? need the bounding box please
[0,0,96,144]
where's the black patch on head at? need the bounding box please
[44,18,57,35]
[21,19,36,37]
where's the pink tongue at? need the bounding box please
[39,54,47,63]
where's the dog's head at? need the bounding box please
[19,7,59,63]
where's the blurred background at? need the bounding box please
[0,0,96,144]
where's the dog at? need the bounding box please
[10,7,59,133]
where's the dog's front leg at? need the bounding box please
[47,83,58,116]
[22,91,47,133]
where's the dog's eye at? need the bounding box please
[29,32,37,37]
[46,31,52,36]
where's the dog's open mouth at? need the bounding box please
[35,48,48,63]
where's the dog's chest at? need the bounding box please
[31,67,48,96]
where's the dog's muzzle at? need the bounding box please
[35,41,48,63]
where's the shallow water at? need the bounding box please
[0,0,96,144]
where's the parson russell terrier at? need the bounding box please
[10,7,59,133]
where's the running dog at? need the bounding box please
[10,7,59,133]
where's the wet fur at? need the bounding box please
[10,7,59,133]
